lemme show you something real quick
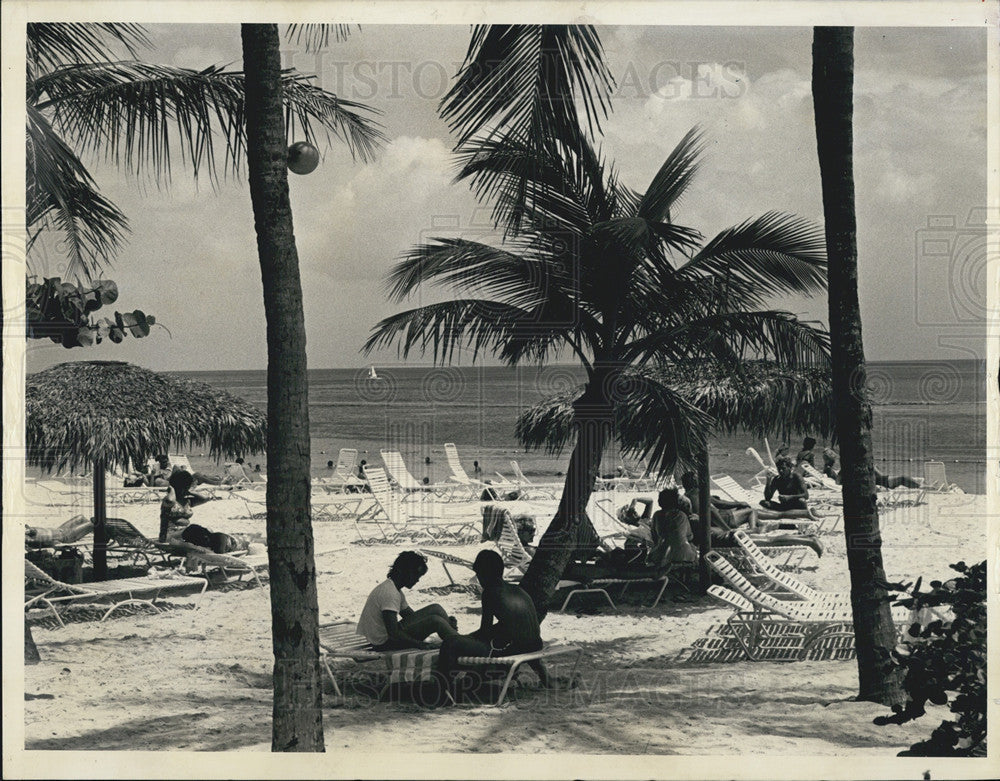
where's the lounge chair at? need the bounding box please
[507,461,561,500]
[706,585,857,661]
[103,517,184,567]
[924,461,963,493]
[318,448,367,493]
[706,551,911,623]
[25,558,208,627]
[380,450,471,502]
[745,447,778,485]
[182,549,270,589]
[317,620,583,707]
[443,443,487,487]
[493,509,669,611]
[361,466,480,545]
[709,474,825,534]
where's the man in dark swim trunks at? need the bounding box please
[435,550,548,702]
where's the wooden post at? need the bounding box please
[92,459,107,581]
[697,449,712,593]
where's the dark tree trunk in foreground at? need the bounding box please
[812,26,904,705]
[519,369,614,619]
[242,23,324,751]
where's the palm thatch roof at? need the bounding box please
[26,361,266,474]
[516,360,833,474]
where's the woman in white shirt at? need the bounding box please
[357,551,459,651]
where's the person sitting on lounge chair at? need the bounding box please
[647,487,699,566]
[681,471,824,557]
[435,550,547,703]
[158,470,244,555]
[760,457,820,520]
[357,551,459,651]
[794,436,818,474]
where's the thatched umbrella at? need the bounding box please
[516,361,833,471]
[26,361,266,580]
[516,360,834,589]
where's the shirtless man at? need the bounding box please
[761,457,820,520]
[435,550,547,702]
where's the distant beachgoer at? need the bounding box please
[357,551,459,651]
[434,550,547,703]
[223,457,254,485]
[159,469,213,547]
[472,460,482,477]
[821,448,921,489]
[761,457,818,520]
[254,464,262,473]
[795,437,817,474]
[647,488,698,566]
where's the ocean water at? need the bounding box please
[174,359,988,495]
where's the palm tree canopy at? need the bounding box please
[27,22,386,280]
[366,129,830,378]
[516,361,834,476]
[26,361,266,474]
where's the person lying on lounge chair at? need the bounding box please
[822,448,921,489]
[435,550,548,703]
[681,472,824,557]
[357,551,460,651]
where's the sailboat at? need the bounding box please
[367,365,381,380]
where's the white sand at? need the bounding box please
[16,480,988,768]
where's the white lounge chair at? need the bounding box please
[924,461,963,493]
[709,474,824,535]
[380,450,471,502]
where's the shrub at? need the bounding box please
[874,560,986,756]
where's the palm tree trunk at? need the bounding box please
[241,23,324,752]
[812,26,904,706]
[519,370,614,619]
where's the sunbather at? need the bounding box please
[357,551,459,651]
[760,457,820,520]
[681,471,823,557]
[821,448,922,489]
[647,487,698,566]
[435,550,547,702]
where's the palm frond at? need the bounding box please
[441,25,613,234]
[625,310,832,369]
[26,105,129,279]
[441,25,613,148]
[454,135,597,238]
[636,127,705,222]
[363,299,576,365]
[514,375,711,476]
[285,24,358,51]
[516,360,832,473]
[678,211,827,296]
[36,62,385,185]
[27,23,149,81]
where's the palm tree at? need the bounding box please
[25,22,385,751]
[26,22,381,281]
[812,26,904,705]
[366,126,831,613]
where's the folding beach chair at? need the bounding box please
[923,461,963,493]
[493,510,669,612]
[318,620,583,707]
[380,450,470,502]
[706,585,858,662]
[25,558,208,627]
[182,549,270,589]
[103,517,184,568]
[361,466,480,545]
[507,461,561,500]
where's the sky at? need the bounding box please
[22,15,991,373]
